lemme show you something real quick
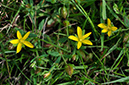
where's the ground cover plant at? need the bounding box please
[0,0,129,84]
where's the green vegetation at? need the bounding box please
[0,0,129,84]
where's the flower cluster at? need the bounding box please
[10,18,117,52]
[68,18,118,49]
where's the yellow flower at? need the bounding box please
[68,26,93,49]
[10,31,34,53]
[98,18,118,36]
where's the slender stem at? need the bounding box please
[61,55,67,65]
[5,55,11,78]
[7,4,22,33]
[14,61,32,82]
[37,38,70,53]
[91,49,109,81]
[77,51,98,83]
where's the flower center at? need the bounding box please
[79,38,83,42]
[107,26,111,30]
[19,39,24,43]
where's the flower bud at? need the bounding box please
[61,6,67,19]
[44,72,51,78]
[65,64,74,77]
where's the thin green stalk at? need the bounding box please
[23,18,26,31]
[113,51,125,70]
[113,72,126,77]
[0,41,11,78]
[71,0,100,37]
[104,27,121,43]
[106,3,125,27]
[7,4,22,33]
[100,33,104,51]
[0,3,17,11]
[5,55,11,78]
[37,38,70,53]
[52,71,64,84]
[62,55,67,65]
[77,51,98,83]
[110,49,124,71]
[78,4,98,34]
[49,65,56,72]
[14,61,32,82]
[91,49,109,81]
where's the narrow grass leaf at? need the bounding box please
[100,33,104,51]
[102,76,129,84]
[57,81,75,85]
[14,61,32,82]
[38,19,45,31]
[71,0,99,37]
[111,49,124,70]
[105,38,121,57]
[55,56,61,63]
[113,50,125,70]
[106,3,125,26]
[73,65,88,69]
[0,51,16,54]
[102,0,107,20]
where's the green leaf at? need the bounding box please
[125,69,129,73]
[59,37,68,43]
[55,56,61,63]
[29,33,37,37]
[124,16,129,27]
[39,54,49,58]
[63,54,72,58]
[47,50,60,57]
[46,0,56,4]
[113,3,120,14]
[15,27,24,35]
[38,19,45,31]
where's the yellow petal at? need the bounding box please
[98,23,107,29]
[23,41,34,48]
[111,26,117,31]
[107,31,112,37]
[77,41,82,49]
[68,35,78,41]
[107,18,111,27]
[82,32,92,40]
[82,40,93,45]
[101,29,108,33]
[17,43,22,53]
[10,39,19,44]
[77,26,82,38]
[22,31,30,40]
[17,31,22,39]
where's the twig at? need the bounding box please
[50,23,77,36]
[42,17,49,46]
[0,15,19,32]
[0,24,11,32]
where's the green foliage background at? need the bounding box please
[0,0,129,84]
